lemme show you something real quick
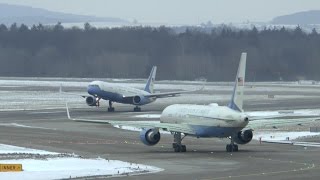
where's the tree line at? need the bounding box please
[0,22,319,81]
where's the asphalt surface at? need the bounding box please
[1,80,320,179]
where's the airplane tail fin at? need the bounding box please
[228,52,247,112]
[144,66,157,93]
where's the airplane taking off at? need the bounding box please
[67,52,320,152]
[63,66,201,112]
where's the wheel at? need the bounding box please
[226,144,232,152]
[134,107,141,112]
[172,143,177,148]
[181,145,187,152]
[174,146,181,152]
[233,144,238,152]
[108,107,115,112]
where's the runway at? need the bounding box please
[1,78,320,179]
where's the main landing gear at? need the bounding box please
[133,106,141,112]
[108,101,115,112]
[226,137,238,152]
[172,132,187,152]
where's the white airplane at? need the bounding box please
[67,52,320,152]
[63,66,201,112]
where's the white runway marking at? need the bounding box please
[0,123,56,130]
[28,111,66,114]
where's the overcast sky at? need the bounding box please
[0,0,319,24]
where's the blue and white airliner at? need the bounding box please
[67,66,200,112]
[67,53,320,152]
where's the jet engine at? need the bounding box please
[132,95,152,105]
[86,96,97,106]
[140,128,161,146]
[133,95,143,104]
[233,130,253,144]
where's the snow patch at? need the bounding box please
[0,144,162,179]
[113,125,142,132]
[133,114,161,118]
[0,158,162,180]
[0,144,58,155]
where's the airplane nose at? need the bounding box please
[242,116,249,126]
[244,117,249,122]
[87,86,100,95]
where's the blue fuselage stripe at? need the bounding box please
[88,87,123,102]
[87,86,153,105]
[190,125,243,138]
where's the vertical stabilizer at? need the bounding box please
[228,53,247,112]
[144,66,157,93]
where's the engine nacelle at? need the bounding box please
[233,130,253,145]
[133,95,152,105]
[133,95,143,104]
[140,128,161,146]
[86,96,97,106]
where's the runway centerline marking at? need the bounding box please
[28,111,66,114]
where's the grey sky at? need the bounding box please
[0,0,319,24]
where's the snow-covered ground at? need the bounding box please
[133,114,161,118]
[1,78,320,111]
[0,144,58,155]
[0,144,162,180]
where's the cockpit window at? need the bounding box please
[89,84,100,88]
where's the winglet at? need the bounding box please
[144,66,157,93]
[66,102,71,119]
[228,52,247,112]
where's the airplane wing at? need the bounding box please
[144,86,204,98]
[59,85,89,98]
[66,105,196,135]
[246,117,320,129]
[246,109,320,120]
[248,114,320,121]
[246,109,320,129]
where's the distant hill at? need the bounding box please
[272,10,320,25]
[0,3,127,26]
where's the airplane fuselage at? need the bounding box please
[160,104,249,138]
[87,81,156,105]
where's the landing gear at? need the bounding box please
[226,137,239,152]
[96,97,101,107]
[133,106,141,112]
[173,143,186,152]
[172,132,187,152]
[226,144,238,152]
[108,101,115,112]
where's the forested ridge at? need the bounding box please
[0,22,319,81]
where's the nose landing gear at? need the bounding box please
[133,106,141,112]
[108,101,115,112]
